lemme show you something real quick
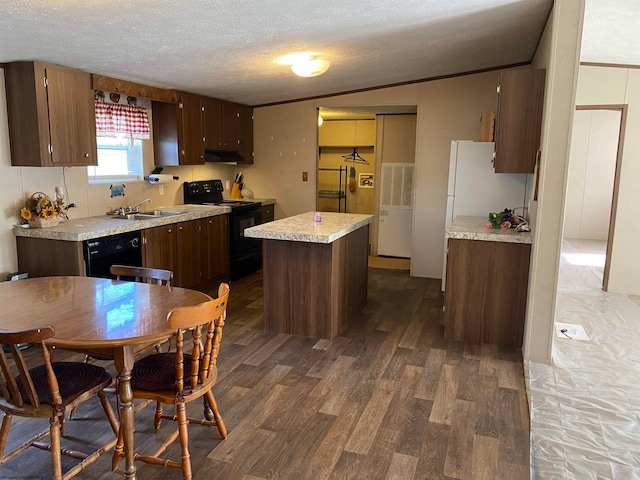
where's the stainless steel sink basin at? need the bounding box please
[144,210,186,216]
[112,214,156,220]
[111,210,186,220]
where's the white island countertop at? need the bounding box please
[446,216,532,244]
[245,212,374,244]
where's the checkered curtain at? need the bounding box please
[95,100,150,140]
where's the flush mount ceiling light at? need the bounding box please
[277,52,331,78]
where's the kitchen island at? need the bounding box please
[245,211,374,339]
[444,216,532,348]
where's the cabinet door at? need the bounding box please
[203,97,223,150]
[176,220,203,288]
[261,205,274,223]
[180,94,205,165]
[221,102,239,150]
[318,120,356,146]
[494,69,545,173]
[152,101,181,166]
[206,214,230,281]
[354,119,375,147]
[142,225,177,275]
[45,65,97,166]
[444,238,530,348]
[237,104,254,164]
[4,62,97,167]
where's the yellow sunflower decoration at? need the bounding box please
[20,192,67,225]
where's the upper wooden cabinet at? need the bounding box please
[154,95,253,166]
[152,93,205,166]
[318,119,375,147]
[493,69,546,174]
[237,104,254,164]
[4,61,97,167]
[202,98,253,164]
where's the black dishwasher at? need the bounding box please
[83,231,142,279]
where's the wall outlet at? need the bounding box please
[159,185,164,195]
[302,171,308,182]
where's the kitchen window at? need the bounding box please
[89,93,150,183]
[88,136,144,183]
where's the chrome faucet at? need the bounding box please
[126,198,152,214]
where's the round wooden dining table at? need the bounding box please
[0,276,212,479]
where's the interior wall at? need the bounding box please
[0,67,237,278]
[575,65,640,294]
[412,73,499,277]
[565,109,620,240]
[523,0,585,364]
[251,76,499,279]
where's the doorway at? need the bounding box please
[563,105,626,291]
[316,106,417,269]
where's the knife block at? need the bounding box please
[230,183,242,199]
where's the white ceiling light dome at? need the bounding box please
[278,52,331,77]
[291,56,331,77]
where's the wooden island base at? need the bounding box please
[262,225,369,339]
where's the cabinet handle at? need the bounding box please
[84,153,89,158]
[496,86,501,93]
[168,228,172,233]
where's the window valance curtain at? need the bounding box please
[95,100,150,140]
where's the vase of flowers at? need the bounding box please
[20,192,66,228]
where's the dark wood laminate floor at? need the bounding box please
[2,268,529,480]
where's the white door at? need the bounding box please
[565,109,621,240]
[378,163,414,257]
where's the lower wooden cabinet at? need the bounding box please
[205,214,230,281]
[16,237,85,277]
[261,204,274,223]
[142,214,229,290]
[176,219,203,288]
[142,223,177,278]
[444,238,531,348]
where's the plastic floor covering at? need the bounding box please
[528,239,640,479]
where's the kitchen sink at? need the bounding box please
[144,210,186,216]
[112,214,156,220]
[111,210,186,220]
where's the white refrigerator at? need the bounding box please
[442,141,529,288]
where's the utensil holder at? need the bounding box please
[230,183,242,199]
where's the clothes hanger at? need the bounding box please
[341,148,369,164]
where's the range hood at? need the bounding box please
[204,150,245,164]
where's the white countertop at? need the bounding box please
[445,216,533,244]
[245,211,374,244]
[12,204,230,242]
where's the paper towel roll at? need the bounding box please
[145,174,176,184]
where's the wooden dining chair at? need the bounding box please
[0,325,119,480]
[110,264,173,286]
[112,283,230,480]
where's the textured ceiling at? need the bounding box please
[1,1,631,107]
[581,0,640,65]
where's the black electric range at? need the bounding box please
[183,180,262,281]
[183,179,260,210]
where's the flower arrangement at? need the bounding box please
[20,192,67,228]
[485,208,530,232]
